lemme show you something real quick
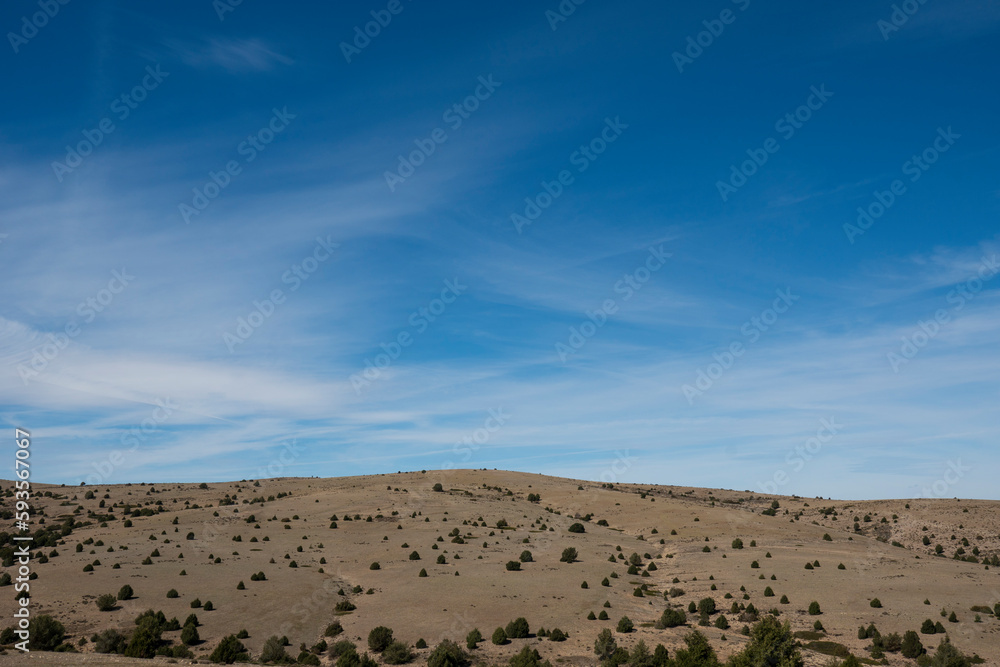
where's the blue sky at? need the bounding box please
[1,0,998,499]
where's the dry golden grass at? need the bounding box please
[1,470,998,665]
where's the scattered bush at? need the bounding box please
[616,616,633,633]
[208,634,249,663]
[492,628,507,645]
[568,523,585,533]
[95,594,116,611]
[383,641,414,664]
[505,617,530,639]
[427,639,467,667]
[560,547,578,563]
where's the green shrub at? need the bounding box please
[27,615,65,651]
[560,547,577,563]
[616,616,633,633]
[166,589,179,598]
[368,626,394,652]
[383,640,414,664]
[181,624,200,646]
[418,568,428,577]
[506,560,521,571]
[505,617,530,639]
[203,600,214,611]
[599,611,609,620]
[96,594,116,611]
[549,628,567,641]
[519,550,533,562]
[466,629,482,649]
[568,523,585,533]
[808,601,821,615]
[655,608,686,628]
[901,630,924,658]
[492,627,507,645]
[93,628,128,654]
[594,628,616,660]
[409,551,420,560]
[870,598,882,608]
[370,562,380,570]
[416,639,427,649]
[116,584,133,600]
[432,483,444,492]
[728,616,800,667]
[732,538,744,549]
[208,635,249,663]
[427,639,468,667]
[921,619,936,634]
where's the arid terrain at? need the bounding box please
[1,470,998,665]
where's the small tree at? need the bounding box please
[492,627,507,645]
[261,635,287,663]
[96,594,116,611]
[808,601,821,615]
[117,584,133,600]
[181,624,200,646]
[568,523,585,533]
[732,538,744,549]
[617,616,634,633]
[594,629,617,661]
[466,628,482,650]
[519,550,533,562]
[727,616,801,667]
[432,483,444,492]
[506,560,521,571]
[901,630,924,658]
[560,547,578,563]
